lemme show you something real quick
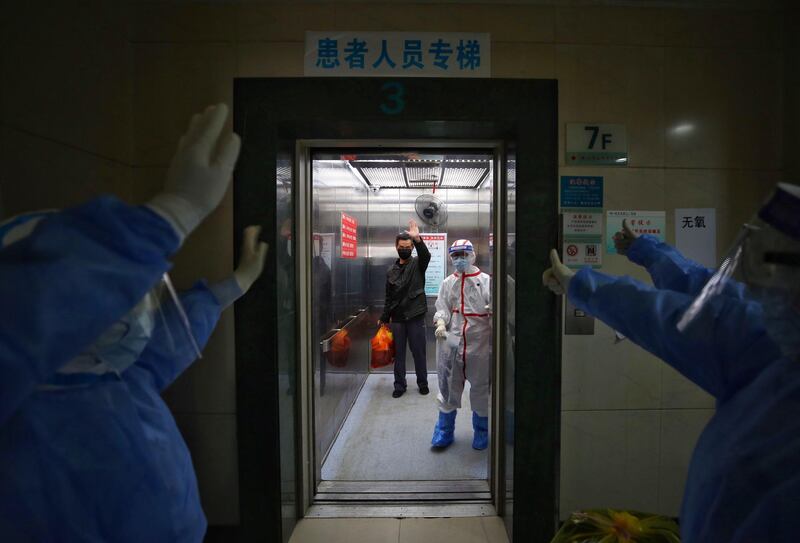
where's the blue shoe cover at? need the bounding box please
[431,410,457,448]
[472,412,489,450]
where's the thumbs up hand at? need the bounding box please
[542,249,575,296]
[613,218,639,255]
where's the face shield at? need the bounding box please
[63,275,203,377]
[1,211,203,381]
[678,183,800,360]
[449,239,476,273]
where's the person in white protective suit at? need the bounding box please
[431,239,492,450]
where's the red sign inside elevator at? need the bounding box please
[340,212,358,259]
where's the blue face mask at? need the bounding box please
[752,287,800,361]
[91,310,155,373]
[65,294,157,375]
[453,256,470,273]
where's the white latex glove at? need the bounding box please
[542,249,575,296]
[435,318,447,339]
[613,218,639,256]
[234,225,269,294]
[148,104,241,241]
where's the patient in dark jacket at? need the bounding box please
[379,219,430,398]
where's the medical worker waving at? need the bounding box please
[431,239,492,450]
[0,104,267,542]
[543,183,800,543]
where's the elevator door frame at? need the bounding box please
[233,77,560,543]
[297,140,506,515]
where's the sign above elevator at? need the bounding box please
[304,32,491,78]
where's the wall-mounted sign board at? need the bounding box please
[562,211,603,269]
[340,213,358,259]
[566,124,627,165]
[305,31,490,78]
[606,210,665,254]
[413,233,448,296]
[560,175,604,208]
[675,208,716,269]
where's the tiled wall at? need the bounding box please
[1,0,790,526]
[1,3,134,215]
[551,5,783,517]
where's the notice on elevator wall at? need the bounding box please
[563,241,602,269]
[563,210,603,237]
[606,210,665,254]
[314,233,335,269]
[414,233,448,296]
[562,211,603,269]
[340,213,358,259]
[560,176,604,208]
[675,208,716,269]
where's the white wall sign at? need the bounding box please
[314,233,335,270]
[563,240,602,268]
[564,210,603,237]
[675,208,717,269]
[413,233,448,296]
[305,32,490,78]
[562,211,603,269]
[606,210,665,254]
[566,123,628,165]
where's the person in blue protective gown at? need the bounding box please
[543,183,800,543]
[0,104,268,542]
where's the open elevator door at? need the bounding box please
[303,144,498,509]
[232,78,559,543]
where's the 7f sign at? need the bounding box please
[566,123,628,166]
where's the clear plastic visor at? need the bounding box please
[678,218,800,331]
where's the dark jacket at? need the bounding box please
[381,238,431,323]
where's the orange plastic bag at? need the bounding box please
[370,325,395,369]
[326,329,351,368]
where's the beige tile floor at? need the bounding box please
[288,517,510,543]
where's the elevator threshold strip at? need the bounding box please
[315,479,490,502]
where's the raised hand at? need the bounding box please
[405,219,421,241]
[233,225,269,293]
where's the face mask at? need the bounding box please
[398,248,412,260]
[67,295,157,375]
[93,312,155,372]
[753,287,800,361]
[453,256,470,272]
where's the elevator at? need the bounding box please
[305,145,497,505]
[232,78,559,543]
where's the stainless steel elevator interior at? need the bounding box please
[310,149,495,492]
